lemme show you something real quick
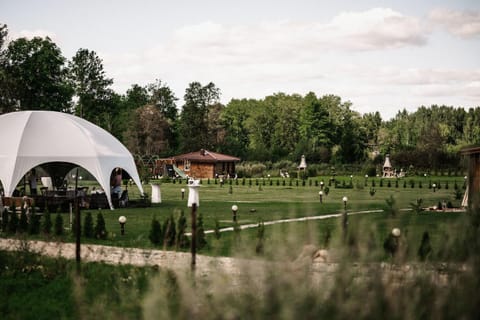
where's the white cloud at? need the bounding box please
[14,29,58,41]
[428,8,480,38]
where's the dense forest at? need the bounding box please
[1,23,479,172]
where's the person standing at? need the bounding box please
[111,168,123,198]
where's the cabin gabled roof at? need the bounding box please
[171,149,241,163]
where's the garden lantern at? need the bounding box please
[232,204,238,222]
[320,181,324,190]
[342,196,348,210]
[319,191,323,203]
[181,188,185,200]
[187,179,200,207]
[432,183,437,192]
[118,216,127,235]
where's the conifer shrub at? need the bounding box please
[8,206,18,234]
[94,211,107,239]
[2,208,9,232]
[83,212,94,238]
[176,210,189,249]
[149,216,162,245]
[196,213,207,249]
[42,209,52,235]
[18,208,29,234]
[213,218,221,240]
[418,231,432,261]
[163,214,176,247]
[54,213,64,236]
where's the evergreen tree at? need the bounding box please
[54,213,64,236]
[176,210,189,249]
[7,206,18,234]
[163,214,176,247]
[28,208,41,235]
[255,220,265,254]
[196,213,207,249]
[83,212,94,238]
[418,231,432,261]
[18,207,29,233]
[149,216,162,245]
[214,218,221,240]
[94,211,107,239]
[42,209,52,235]
[1,208,9,232]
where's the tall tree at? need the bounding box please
[2,36,73,112]
[178,82,220,152]
[147,79,178,122]
[124,104,171,156]
[68,48,114,125]
[0,23,14,113]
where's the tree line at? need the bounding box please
[1,23,479,171]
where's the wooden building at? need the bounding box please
[157,149,240,179]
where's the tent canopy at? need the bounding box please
[0,111,144,209]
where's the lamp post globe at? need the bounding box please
[232,204,238,222]
[118,216,127,235]
[319,191,323,203]
[392,228,401,237]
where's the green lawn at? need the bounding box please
[2,175,464,260]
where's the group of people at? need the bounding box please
[23,167,124,199]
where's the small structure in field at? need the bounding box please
[383,154,396,178]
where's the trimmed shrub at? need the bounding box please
[149,216,162,245]
[83,212,94,238]
[42,209,52,235]
[54,213,64,236]
[94,211,108,239]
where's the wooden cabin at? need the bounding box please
[157,149,240,179]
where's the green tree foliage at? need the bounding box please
[178,82,221,152]
[68,49,114,122]
[2,36,73,112]
[124,104,172,156]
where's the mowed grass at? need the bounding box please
[28,175,464,259]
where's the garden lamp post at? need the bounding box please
[342,196,348,211]
[342,196,348,237]
[432,183,437,192]
[232,204,238,222]
[392,228,401,238]
[365,174,368,186]
[319,191,323,203]
[320,181,324,190]
[187,180,200,271]
[118,215,127,235]
[181,188,185,200]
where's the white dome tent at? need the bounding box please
[0,111,144,209]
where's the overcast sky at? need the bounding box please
[2,0,479,119]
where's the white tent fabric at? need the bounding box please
[0,111,144,209]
